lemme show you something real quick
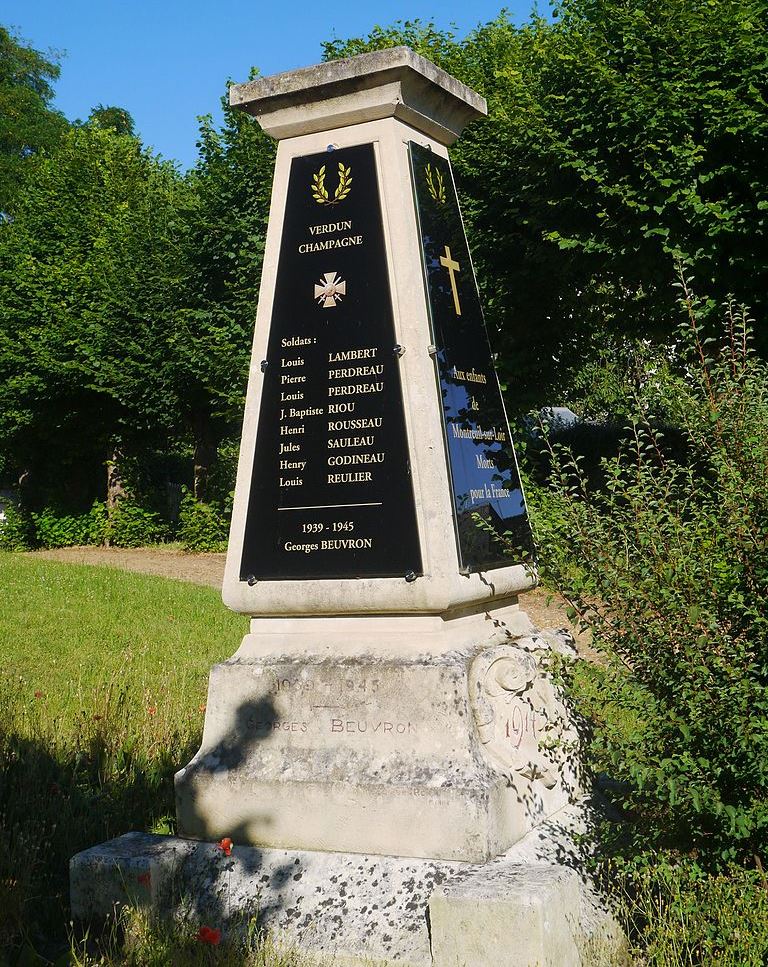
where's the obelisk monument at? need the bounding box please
[175,47,578,863]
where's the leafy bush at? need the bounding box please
[204,437,238,515]
[4,499,171,550]
[105,498,169,548]
[533,280,768,867]
[0,501,35,550]
[32,502,105,548]
[178,490,228,553]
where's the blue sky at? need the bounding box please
[3,1,537,171]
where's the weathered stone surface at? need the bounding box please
[175,627,581,861]
[70,832,197,921]
[72,831,460,965]
[70,802,627,967]
[430,803,629,966]
[430,865,584,967]
[229,46,487,144]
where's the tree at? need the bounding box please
[0,67,275,512]
[325,2,768,412]
[0,125,190,510]
[0,25,68,216]
[88,104,135,137]
[174,79,276,499]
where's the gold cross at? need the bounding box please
[439,245,462,316]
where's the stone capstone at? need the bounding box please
[229,46,487,144]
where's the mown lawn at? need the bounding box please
[0,552,244,711]
[0,553,247,963]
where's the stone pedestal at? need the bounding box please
[176,611,580,862]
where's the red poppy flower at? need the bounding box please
[137,871,151,888]
[216,837,233,856]
[34,690,43,699]
[197,925,221,945]
[147,706,157,717]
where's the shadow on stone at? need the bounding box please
[172,693,298,932]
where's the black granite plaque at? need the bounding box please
[408,142,533,571]
[240,143,422,581]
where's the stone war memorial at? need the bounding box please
[71,48,627,966]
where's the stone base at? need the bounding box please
[175,608,582,862]
[70,801,628,966]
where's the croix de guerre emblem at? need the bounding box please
[314,272,347,308]
[311,162,353,205]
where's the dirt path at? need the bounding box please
[27,545,588,647]
[28,545,227,588]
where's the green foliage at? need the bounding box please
[327,2,768,410]
[32,502,104,548]
[87,103,136,136]
[188,82,275,344]
[0,25,68,215]
[532,281,768,866]
[178,490,228,553]
[614,858,768,965]
[567,338,673,423]
[24,499,171,549]
[0,37,267,511]
[172,80,276,497]
[322,19,464,64]
[0,500,34,550]
[0,123,192,506]
[105,498,169,548]
[204,437,239,511]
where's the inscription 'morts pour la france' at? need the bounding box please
[240,143,422,581]
[408,142,533,570]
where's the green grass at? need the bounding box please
[0,552,242,709]
[612,860,768,966]
[0,552,247,963]
[70,909,318,967]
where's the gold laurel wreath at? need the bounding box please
[311,162,353,205]
[425,164,446,204]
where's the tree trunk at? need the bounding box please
[105,447,125,547]
[192,412,217,502]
